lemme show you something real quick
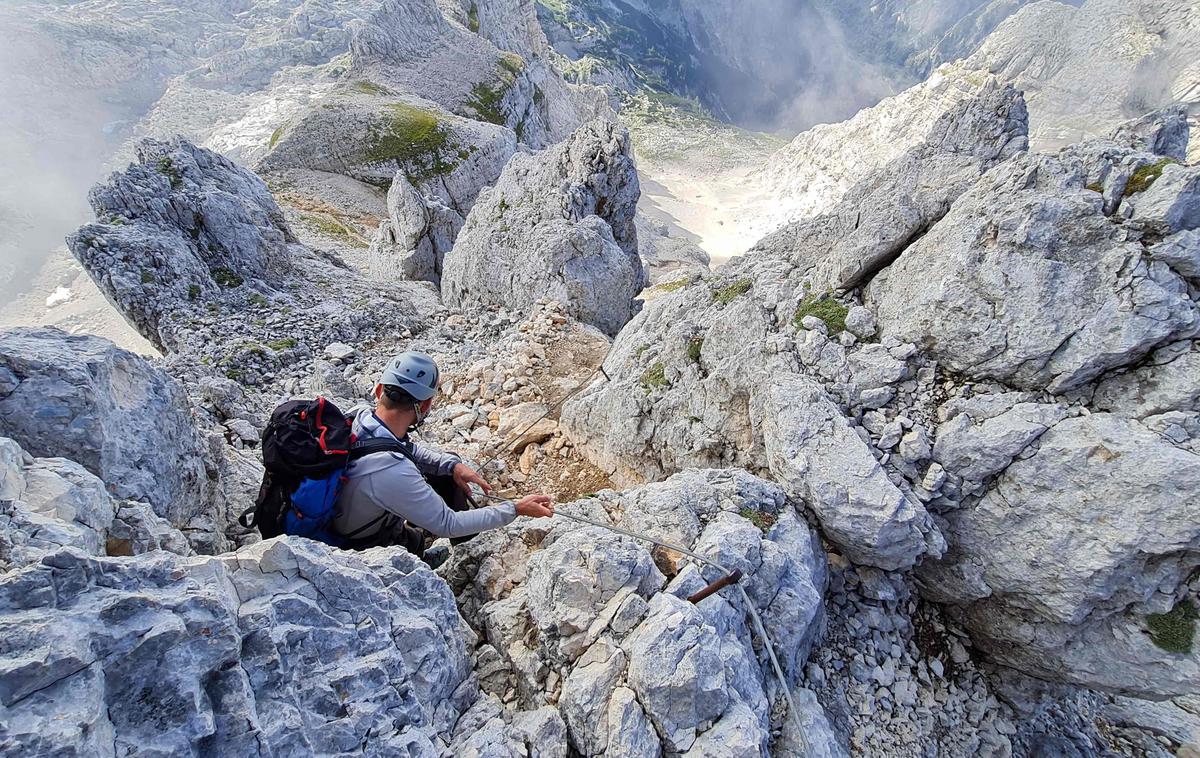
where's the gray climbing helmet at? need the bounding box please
[379,351,440,402]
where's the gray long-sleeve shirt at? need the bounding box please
[333,408,517,540]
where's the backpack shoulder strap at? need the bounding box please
[349,438,416,463]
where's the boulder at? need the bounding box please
[868,145,1200,393]
[440,469,830,754]
[754,376,943,570]
[68,138,294,352]
[495,402,558,452]
[931,394,1069,485]
[921,413,1200,697]
[442,119,644,336]
[0,538,477,755]
[753,76,1028,292]
[0,328,223,545]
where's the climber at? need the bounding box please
[333,350,556,559]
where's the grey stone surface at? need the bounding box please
[440,469,829,755]
[443,119,644,336]
[0,538,477,756]
[69,137,294,352]
[868,143,1200,393]
[0,328,223,545]
[754,375,942,571]
[922,413,1200,697]
[752,77,1027,293]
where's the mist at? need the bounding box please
[0,11,149,302]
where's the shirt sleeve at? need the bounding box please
[366,457,516,538]
[406,440,463,477]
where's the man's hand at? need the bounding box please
[453,462,492,494]
[515,494,555,519]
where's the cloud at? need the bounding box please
[0,15,127,300]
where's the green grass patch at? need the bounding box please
[1085,181,1103,193]
[467,2,480,32]
[653,278,689,293]
[470,81,509,126]
[350,80,390,96]
[499,53,525,77]
[640,362,668,391]
[794,293,848,334]
[188,284,202,301]
[739,507,776,534]
[157,157,182,189]
[634,344,649,359]
[211,268,244,288]
[268,126,285,149]
[712,279,752,305]
[299,212,359,245]
[687,337,703,364]
[141,272,154,283]
[1147,599,1197,654]
[247,293,268,308]
[469,56,524,126]
[1125,159,1177,196]
[268,337,298,351]
[365,104,459,182]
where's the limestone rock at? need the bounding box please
[1092,340,1200,418]
[754,376,942,570]
[868,143,1200,393]
[932,395,1069,484]
[921,413,1200,697]
[964,1,1200,158]
[625,594,732,752]
[636,213,710,285]
[68,138,294,352]
[442,119,643,336]
[753,75,1028,293]
[756,64,1028,236]
[496,402,558,452]
[0,538,477,755]
[440,469,830,754]
[0,328,223,546]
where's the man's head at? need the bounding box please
[376,351,440,422]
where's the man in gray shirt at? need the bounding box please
[334,351,555,555]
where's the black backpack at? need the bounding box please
[238,397,411,546]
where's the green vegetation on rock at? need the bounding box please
[157,157,182,189]
[211,268,244,288]
[641,362,668,391]
[351,80,390,96]
[188,284,202,301]
[1085,181,1103,193]
[739,507,776,534]
[712,279,752,305]
[469,55,525,126]
[687,337,703,364]
[268,127,284,149]
[1147,599,1197,654]
[1125,159,1177,196]
[268,337,298,351]
[141,272,154,284]
[653,278,689,293]
[467,3,481,32]
[299,213,362,246]
[794,293,848,334]
[366,104,460,182]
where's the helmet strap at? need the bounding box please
[410,400,428,430]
